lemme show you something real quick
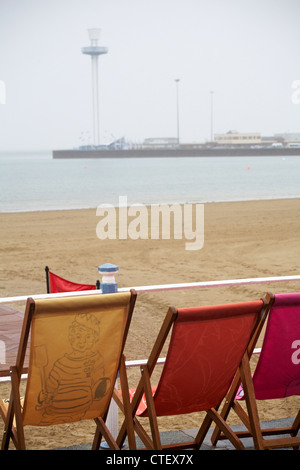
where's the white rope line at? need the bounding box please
[1,275,299,304]
[0,349,263,383]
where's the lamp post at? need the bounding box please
[175,79,180,146]
[82,29,108,147]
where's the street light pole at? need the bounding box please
[175,79,180,146]
[210,90,214,143]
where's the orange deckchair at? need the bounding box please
[211,292,300,450]
[115,295,272,450]
[0,291,137,450]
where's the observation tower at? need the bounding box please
[82,29,108,147]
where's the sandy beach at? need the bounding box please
[0,198,300,449]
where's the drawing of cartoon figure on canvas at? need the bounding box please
[34,313,111,424]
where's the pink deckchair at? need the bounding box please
[211,292,300,449]
[115,296,272,450]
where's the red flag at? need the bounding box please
[49,271,96,293]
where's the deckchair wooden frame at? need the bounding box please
[211,292,300,450]
[116,296,272,450]
[0,290,137,450]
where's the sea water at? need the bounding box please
[0,151,299,212]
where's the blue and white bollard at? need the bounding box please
[98,263,119,448]
[98,263,119,294]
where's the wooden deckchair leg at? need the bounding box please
[194,412,213,448]
[93,416,119,450]
[113,389,156,450]
[1,405,13,451]
[1,404,19,450]
[1,367,25,450]
[292,410,300,436]
[141,366,162,450]
[207,408,246,450]
[291,411,300,450]
[118,355,136,450]
[10,367,26,450]
[1,386,14,451]
[239,354,264,450]
[231,400,252,431]
[92,419,103,450]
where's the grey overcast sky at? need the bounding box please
[0,0,299,151]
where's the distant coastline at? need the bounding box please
[52,147,300,159]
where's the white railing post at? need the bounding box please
[98,263,119,448]
[104,380,119,445]
[0,340,5,366]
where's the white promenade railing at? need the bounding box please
[1,275,300,304]
[1,274,300,443]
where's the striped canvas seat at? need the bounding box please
[0,291,137,450]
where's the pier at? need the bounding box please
[52,146,300,159]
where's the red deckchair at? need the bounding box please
[115,295,272,450]
[211,292,300,450]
